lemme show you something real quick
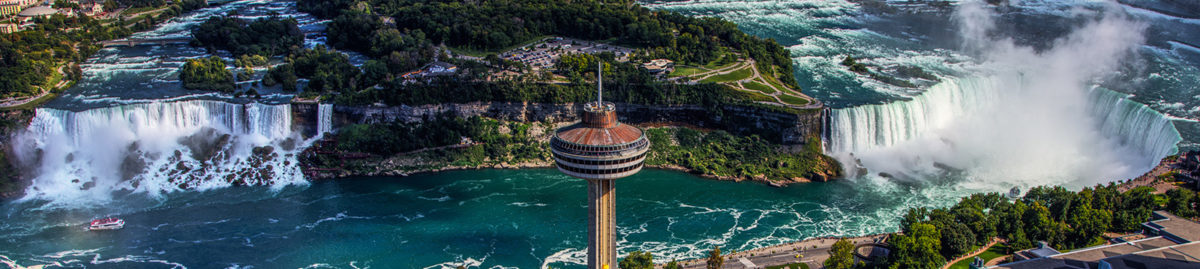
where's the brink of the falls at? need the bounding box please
[11,100,310,205]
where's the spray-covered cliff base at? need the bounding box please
[0,110,33,197]
[295,102,841,186]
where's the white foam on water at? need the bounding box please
[11,100,311,207]
[827,1,1177,190]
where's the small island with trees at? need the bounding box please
[167,0,841,185]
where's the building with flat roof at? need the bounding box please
[991,211,1200,269]
[642,59,674,77]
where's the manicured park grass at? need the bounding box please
[704,60,739,70]
[669,66,706,77]
[743,81,777,94]
[778,94,810,106]
[700,67,753,83]
[762,73,796,93]
[949,244,1009,269]
[765,263,810,269]
[744,91,774,102]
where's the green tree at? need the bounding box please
[179,56,234,92]
[938,222,977,258]
[706,245,724,269]
[825,238,856,269]
[619,251,654,269]
[888,223,944,269]
[1166,188,1198,218]
[1066,191,1111,248]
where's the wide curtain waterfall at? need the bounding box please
[826,75,1182,187]
[12,100,309,204]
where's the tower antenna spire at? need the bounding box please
[597,60,603,104]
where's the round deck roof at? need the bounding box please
[554,123,644,146]
[19,6,57,17]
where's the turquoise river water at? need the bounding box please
[4,0,1200,268]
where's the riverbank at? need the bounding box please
[299,117,840,187]
[667,234,890,269]
[667,154,1194,269]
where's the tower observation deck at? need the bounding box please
[550,62,650,269]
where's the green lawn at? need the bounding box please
[704,60,739,70]
[765,263,810,269]
[743,81,777,94]
[949,244,1009,269]
[744,90,774,102]
[669,66,706,77]
[122,6,160,15]
[778,94,810,106]
[700,67,753,83]
[762,73,797,94]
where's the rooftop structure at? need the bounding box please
[642,59,675,75]
[992,211,1200,269]
[17,5,55,17]
[550,61,649,269]
[1143,211,1200,243]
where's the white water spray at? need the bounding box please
[827,1,1177,188]
[11,100,309,205]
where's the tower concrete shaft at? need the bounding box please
[587,178,617,269]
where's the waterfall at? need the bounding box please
[826,75,1182,185]
[1088,88,1183,160]
[827,76,1002,153]
[12,100,309,204]
[317,103,333,136]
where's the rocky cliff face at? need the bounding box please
[0,110,33,197]
[295,102,824,144]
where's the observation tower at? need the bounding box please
[550,62,650,269]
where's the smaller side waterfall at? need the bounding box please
[317,103,333,136]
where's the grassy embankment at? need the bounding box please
[644,127,841,183]
[673,54,812,107]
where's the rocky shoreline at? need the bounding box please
[303,150,821,187]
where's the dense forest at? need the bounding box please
[880,183,1200,269]
[296,0,798,87]
[261,45,363,93]
[645,128,842,182]
[190,16,304,57]
[315,116,550,172]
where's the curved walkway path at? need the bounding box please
[940,238,1004,269]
